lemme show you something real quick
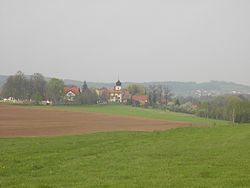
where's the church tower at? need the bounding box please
[115,80,122,91]
[114,80,122,102]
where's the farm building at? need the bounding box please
[131,95,149,106]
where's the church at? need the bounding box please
[109,80,123,102]
[96,80,130,103]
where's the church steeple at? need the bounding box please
[116,80,122,86]
[112,78,122,103]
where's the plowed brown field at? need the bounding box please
[0,105,206,137]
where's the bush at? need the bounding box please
[167,102,197,114]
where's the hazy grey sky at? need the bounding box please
[0,0,250,85]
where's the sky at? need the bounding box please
[0,0,250,85]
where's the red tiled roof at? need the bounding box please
[132,95,149,102]
[64,87,80,94]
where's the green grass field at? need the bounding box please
[1,104,250,187]
[44,104,227,125]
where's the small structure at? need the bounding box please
[64,87,80,101]
[131,95,149,106]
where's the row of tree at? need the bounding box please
[167,94,250,123]
[1,71,65,104]
[197,95,250,123]
[127,84,250,123]
[148,85,173,108]
[1,71,98,105]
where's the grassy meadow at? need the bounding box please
[0,104,250,187]
[45,104,227,125]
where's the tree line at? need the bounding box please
[196,95,250,123]
[1,71,49,103]
[127,83,250,123]
[0,71,98,105]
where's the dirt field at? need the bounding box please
[0,105,206,137]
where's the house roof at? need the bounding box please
[132,95,149,102]
[64,87,80,94]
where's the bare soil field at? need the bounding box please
[0,105,206,137]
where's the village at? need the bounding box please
[64,79,149,106]
[0,71,174,109]
[1,72,250,123]
[1,75,149,107]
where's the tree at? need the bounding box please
[225,96,245,123]
[1,71,29,100]
[127,84,146,96]
[80,89,98,104]
[175,98,180,106]
[163,86,173,105]
[82,81,88,92]
[30,73,47,103]
[1,75,15,98]
[148,84,173,108]
[80,81,98,104]
[148,85,158,106]
[46,78,64,104]
[99,88,110,103]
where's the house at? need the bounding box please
[131,95,149,106]
[64,87,80,101]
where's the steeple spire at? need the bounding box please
[116,79,121,86]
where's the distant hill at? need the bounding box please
[145,81,250,97]
[63,79,133,89]
[1,75,250,97]
[63,79,250,97]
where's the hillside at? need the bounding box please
[1,105,250,188]
[147,81,250,96]
[1,75,250,97]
